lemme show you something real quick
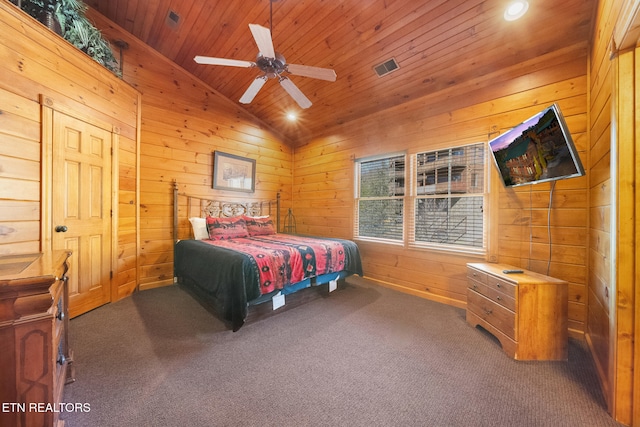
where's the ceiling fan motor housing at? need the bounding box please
[256,52,286,78]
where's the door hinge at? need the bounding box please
[110,271,113,279]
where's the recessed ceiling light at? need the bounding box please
[286,112,297,121]
[504,0,529,21]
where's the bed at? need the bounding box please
[172,182,363,331]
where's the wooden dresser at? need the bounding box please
[466,262,568,361]
[0,250,73,427]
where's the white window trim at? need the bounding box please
[354,153,406,243]
[354,143,488,255]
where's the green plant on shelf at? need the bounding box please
[20,0,121,77]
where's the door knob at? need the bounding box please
[55,225,68,232]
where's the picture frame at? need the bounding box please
[212,151,256,193]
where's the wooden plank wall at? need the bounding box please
[0,2,140,300]
[293,36,590,333]
[87,10,294,291]
[0,86,41,255]
[613,47,636,426]
[589,1,640,424]
[587,0,620,417]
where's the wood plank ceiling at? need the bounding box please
[85,0,596,144]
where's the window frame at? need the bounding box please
[354,143,488,255]
[354,152,406,244]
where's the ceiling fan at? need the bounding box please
[193,2,336,109]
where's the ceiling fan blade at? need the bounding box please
[239,76,268,104]
[194,56,254,68]
[279,76,312,109]
[286,63,337,82]
[248,24,276,59]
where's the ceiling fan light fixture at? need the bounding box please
[255,52,287,78]
[193,1,336,108]
[504,0,529,21]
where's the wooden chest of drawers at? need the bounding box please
[0,250,73,427]
[466,262,568,361]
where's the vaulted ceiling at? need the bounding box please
[85,0,596,143]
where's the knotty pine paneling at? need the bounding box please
[87,9,293,290]
[586,0,622,417]
[0,12,137,136]
[83,0,596,143]
[613,49,637,427]
[0,3,140,303]
[116,132,140,300]
[293,46,589,334]
[0,87,41,254]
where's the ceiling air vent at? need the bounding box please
[374,58,399,77]
[166,10,181,30]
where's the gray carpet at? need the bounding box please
[61,276,622,427]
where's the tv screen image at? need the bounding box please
[488,104,585,187]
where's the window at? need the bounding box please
[414,143,485,250]
[355,154,405,241]
[355,143,487,253]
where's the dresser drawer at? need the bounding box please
[468,278,516,312]
[52,283,64,327]
[468,277,484,293]
[53,338,67,395]
[467,289,515,340]
[467,267,488,284]
[485,275,516,299]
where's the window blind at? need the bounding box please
[413,143,486,249]
[356,154,405,241]
[354,143,486,253]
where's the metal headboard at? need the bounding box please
[173,181,280,242]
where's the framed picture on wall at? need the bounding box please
[212,151,256,193]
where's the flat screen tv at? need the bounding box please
[488,104,585,188]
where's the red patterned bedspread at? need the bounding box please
[201,234,348,295]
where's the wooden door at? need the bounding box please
[52,111,112,317]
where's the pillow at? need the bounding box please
[188,217,209,240]
[206,216,249,240]
[243,215,276,236]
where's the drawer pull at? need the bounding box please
[496,283,501,288]
[56,311,65,321]
[57,354,66,365]
[496,296,502,301]
[483,309,493,315]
